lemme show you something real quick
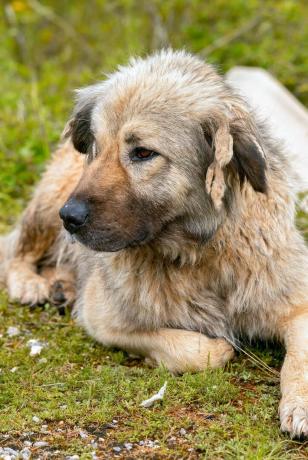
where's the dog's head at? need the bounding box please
[60,50,267,252]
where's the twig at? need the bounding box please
[200,14,263,57]
[144,2,169,49]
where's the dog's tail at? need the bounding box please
[0,228,19,286]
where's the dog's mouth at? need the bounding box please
[66,224,154,253]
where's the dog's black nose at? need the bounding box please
[59,198,89,233]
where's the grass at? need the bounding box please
[1,295,308,459]
[0,0,308,458]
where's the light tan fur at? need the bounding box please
[1,50,307,438]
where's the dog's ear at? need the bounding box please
[204,113,267,209]
[230,123,267,193]
[62,103,94,154]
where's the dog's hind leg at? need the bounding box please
[5,141,83,305]
[279,306,308,439]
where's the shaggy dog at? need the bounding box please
[1,50,308,438]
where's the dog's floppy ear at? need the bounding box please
[62,103,94,154]
[204,112,267,209]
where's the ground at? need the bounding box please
[0,1,308,458]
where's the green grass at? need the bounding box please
[1,294,307,459]
[1,0,308,458]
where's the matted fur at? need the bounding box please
[1,50,308,438]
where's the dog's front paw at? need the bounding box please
[7,270,49,305]
[149,333,234,374]
[280,397,308,439]
[49,279,76,307]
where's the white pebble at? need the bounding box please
[30,345,43,356]
[23,441,32,447]
[113,446,121,453]
[3,447,19,455]
[10,367,18,373]
[21,447,31,460]
[79,430,88,439]
[179,428,187,436]
[33,441,49,447]
[32,416,40,423]
[66,456,79,460]
[27,339,45,357]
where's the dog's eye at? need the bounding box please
[130,147,158,162]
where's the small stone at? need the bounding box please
[3,447,19,455]
[79,430,88,439]
[32,416,40,423]
[179,428,187,436]
[60,404,67,410]
[10,367,18,373]
[33,441,49,447]
[113,446,122,453]
[124,442,133,450]
[21,447,31,460]
[27,339,45,356]
[66,456,79,460]
[23,441,32,447]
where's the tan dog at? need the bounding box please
[1,50,307,438]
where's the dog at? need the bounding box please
[1,50,307,438]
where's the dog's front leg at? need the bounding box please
[6,141,82,305]
[90,326,234,374]
[279,307,308,438]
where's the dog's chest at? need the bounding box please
[89,250,229,336]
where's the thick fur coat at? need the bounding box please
[1,50,308,438]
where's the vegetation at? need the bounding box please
[1,1,307,458]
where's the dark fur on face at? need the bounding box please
[70,104,95,154]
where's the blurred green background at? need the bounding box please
[1,0,308,228]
